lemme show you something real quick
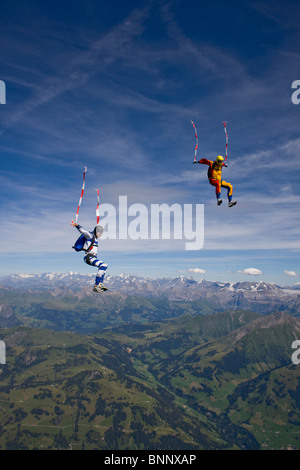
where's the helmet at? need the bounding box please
[216,155,224,164]
[94,225,104,238]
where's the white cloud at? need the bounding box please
[238,268,263,276]
[284,270,299,277]
[187,268,206,274]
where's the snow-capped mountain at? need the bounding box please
[0,272,295,294]
[0,272,300,315]
[0,272,95,290]
[0,272,299,304]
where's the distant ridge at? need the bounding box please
[1,272,300,316]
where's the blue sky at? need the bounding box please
[0,0,300,285]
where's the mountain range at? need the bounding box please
[1,272,300,450]
[1,272,300,317]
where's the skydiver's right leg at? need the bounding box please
[84,255,108,292]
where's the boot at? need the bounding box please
[93,283,108,292]
[228,200,237,207]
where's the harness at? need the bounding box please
[73,232,97,253]
[83,233,98,265]
[207,162,217,180]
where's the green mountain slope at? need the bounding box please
[0,311,300,450]
[94,311,300,449]
[0,326,228,450]
[137,313,300,450]
[0,288,224,333]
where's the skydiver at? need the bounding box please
[194,155,237,207]
[71,222,108,292]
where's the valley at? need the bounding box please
[0,273,300,450]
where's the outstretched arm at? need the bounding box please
[72,222,91,239]
[198,158,212,166]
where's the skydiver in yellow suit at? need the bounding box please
[195,155,237,206]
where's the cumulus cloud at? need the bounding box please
[284,270,299,277]
[238,268,263,276]
[187,268,207,274]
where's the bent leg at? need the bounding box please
[94,261,108,285]
[221,180,233,201]
[209,178,221,199]
[84,255,108,285]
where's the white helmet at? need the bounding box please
[94,225,104,238]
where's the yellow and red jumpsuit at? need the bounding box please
[198,158,233,202]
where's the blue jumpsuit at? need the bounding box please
[75,225,108,286]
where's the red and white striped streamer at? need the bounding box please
[72,166,87,224]
[223,121,228,162]
[96,189,100,224]
[191,120,198,163]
